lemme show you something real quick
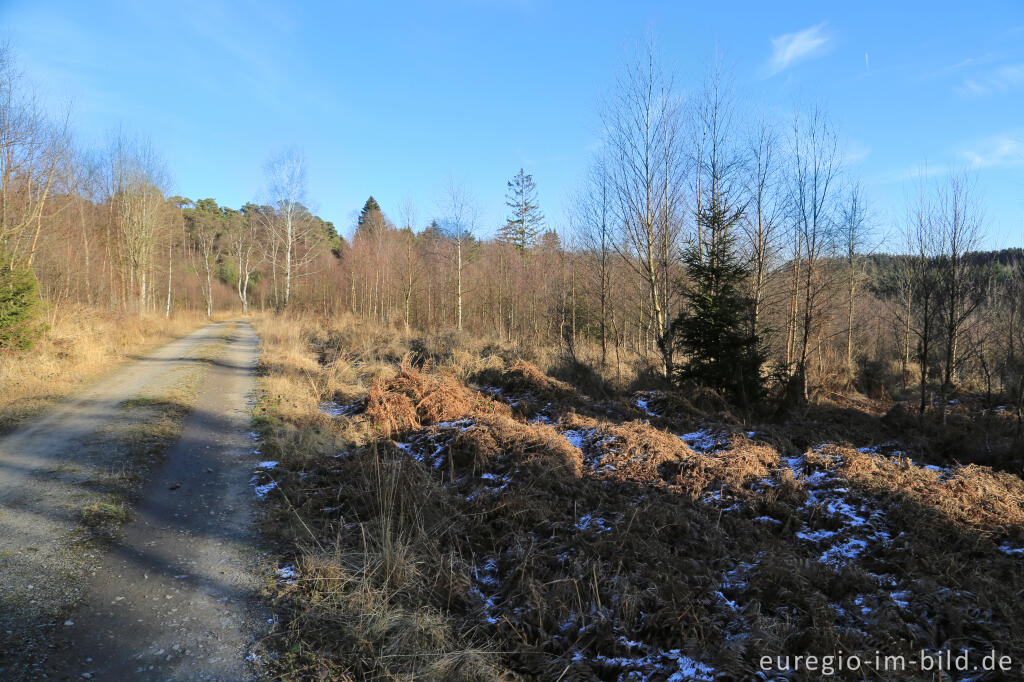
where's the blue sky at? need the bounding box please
[3,1,1023,247]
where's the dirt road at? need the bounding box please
[0,321,269,680]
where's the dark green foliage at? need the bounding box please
[0,253,45,350]
[357,196,382,228]
[673,197,762,406]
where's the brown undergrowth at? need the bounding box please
[251,313,1024,680]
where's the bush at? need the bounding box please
[0,254,45,350]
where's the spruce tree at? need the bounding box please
[499,169,544,254]
[357,196,382,228]
[0,251,45,349]
[673,194,763,406]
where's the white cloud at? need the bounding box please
[766,23,830,76]
[960,132,1024,168]
[957,63,1024,95]
[844,140,871,165]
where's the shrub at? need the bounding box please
[0,253,45,350]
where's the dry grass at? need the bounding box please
[252,312,1024,680]
[0,305,209,433]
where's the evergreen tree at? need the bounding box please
[356,196,387,238]
[0,251,45,349]
[499,169,544,254]
[673,195,763,406]
[357,196,382,228]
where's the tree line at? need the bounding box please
[2,41,1022,415]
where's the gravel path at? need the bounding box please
[0,320,269,681]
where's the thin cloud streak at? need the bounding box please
[957,63,1024,96]
[960,132,1024,168]
[765,22,830,76]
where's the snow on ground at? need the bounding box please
[257,460,278,469]
[469,557,502,625]
[392,420,477,469]
[569,646,716,680]
[634,396,657,417]
[275,565,298,584]
[561,429,591,450]
[575,513,613,533]
[775,451,894,569]
[319,400,361,417]
[254,480,277,498]
[679,428,725,453]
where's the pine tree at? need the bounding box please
[0,250,45,349]
[499,169,544,254]
[673,194,763,406]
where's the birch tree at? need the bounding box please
[439,180,476,332]
[263,147,315,310]
[603,40,685,377]
[109,133,168,316]
[571,152,614,368]
[787,105,842,399]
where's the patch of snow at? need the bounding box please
[999,545,1024,556]
[319,400,360,417]
[576,513,613,533]
[562,429,592,450]
[679,429,720,452]
[715,590,740,612]
[819,538,868,565]
[474,558,500,587]
[470,557,502,625]
[796,528,838,542]
[434,419,475,430]
[257,461,278,469]
[753,515,782,525]
[275,566,297,584]
[254,481,277,498]
[667,652,716,681]
[889,590,911,609]
[635,397,657,417]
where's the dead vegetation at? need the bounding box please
[251,313,1024,680]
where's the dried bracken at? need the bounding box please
[254,318,1024,681]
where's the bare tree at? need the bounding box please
[603,39,685,377]
[108,132,169,316]
[787,105,842,399]
[262,147,318,310]
[741,115,785,340]
[571,152,614,368]
[229,204,261,314]
[439,179,476,332]
[398,196,418,330]
[840,180,871,374]
[0,45,71,266]
[935,172,987,412]
[897,179,942,414]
